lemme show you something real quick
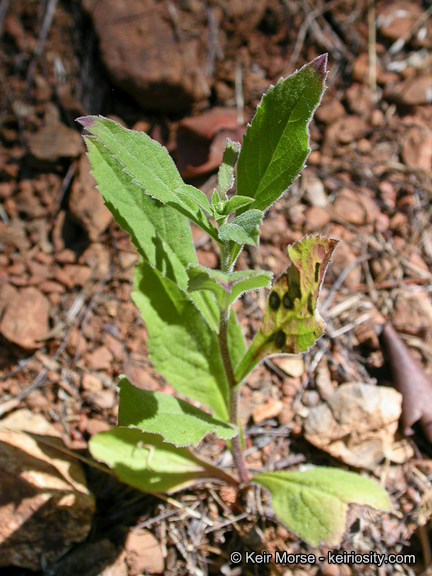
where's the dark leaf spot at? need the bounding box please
[283,292,294,309]
[307,294,314,315]
[269,291,280,311]
[291,281,302,300]
[274,330,286,349]
[315,262,320,283]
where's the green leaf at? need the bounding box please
[228,308,246,371]
[220,195,255,215]
[118,377,237,446]
[187,264,272,308]
[218,209,263,247]
[85,136,193,284]
[78,116,218,240]
[90,427,236,494]
[235,235,338,382]
[236,55,327,214]
[133,260,230,422]
[175,183,211,215]
[211,189,222,211]
[252,467,391,547]
[84,135,219,330]
[218,138,240,197]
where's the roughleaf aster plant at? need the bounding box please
[77,54,390,548]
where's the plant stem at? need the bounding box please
[229,387,250,483]
[219,241,250,484]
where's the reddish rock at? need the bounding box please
[375,212,390,233]
[325,241,362,289]
[402,126,432,170]
[82,373,104,392]
[69,155,113,241]
[392,290,432,335]
[0,283,17,319]
[26,390,51,412]
[176,108,245,178]
[259,213,287,243]
[314,99,345,124]
[102,333,124,361]
[322,116,369,155]
[84,388,116,410]
[389,212,408,235]
[377,2,430,46]
[0,218,30,252]
[79,243,111,278]
[304,206,330,232]
[331,189,367,226]
[125,529,165,575]
[85,346,114,371]
[345,83,376,117]
[386,74,432,106]
[352,52,384,84]
[278,397,294,426]
[196,249,218,269]
[38,280,66,294]
[82,0,208,112]
[56,249,77,264]
[370,257,393,280]
[0,287,50,349]
[125,363,161,391]
[54,265,92,289]
[33,74,52,103]
[132,120,151,133]
[83,418,111,436]
[15,181,46,218]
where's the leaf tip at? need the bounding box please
[312,53,328,80]
[76,115,95,128]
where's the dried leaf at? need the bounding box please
[235,235,338,382]
[380,322,432,443]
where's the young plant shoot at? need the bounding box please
[78,55,390,548]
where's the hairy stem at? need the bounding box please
[229,387,250,483]
[219,241,250,484]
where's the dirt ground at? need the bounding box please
[1,1,432,575]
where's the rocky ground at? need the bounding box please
[0,1,432,575]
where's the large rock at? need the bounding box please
[304,383,403,470]
[83,0,267,113]
[82,0,208,112]
[0,410,95,570]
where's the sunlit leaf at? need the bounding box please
[78,116,218,240]
[218,209,263,247]
[252,467,391,546]
[218,138,240,197]
[90,427,236,494]
[236,55,327,214]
